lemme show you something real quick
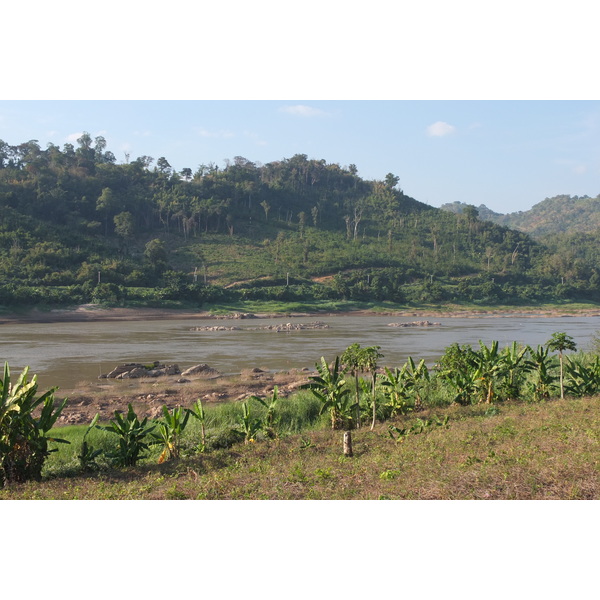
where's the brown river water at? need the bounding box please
[2,314,600,391]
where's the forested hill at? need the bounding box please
[1,134,599,309]
[440,195,600,238]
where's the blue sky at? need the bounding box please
[3,3,599,217]
[1,100,598,214]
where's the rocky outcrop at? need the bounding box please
[387,321,441,328]
[99,362,180,379]
[181,364,221,378]
[190,321,329,333]
[190,325,241,331]
[255,321,329,332]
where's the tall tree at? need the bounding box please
[546,332,577,400]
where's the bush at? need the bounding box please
[0,363,69,486]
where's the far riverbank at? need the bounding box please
[2,302,600,325]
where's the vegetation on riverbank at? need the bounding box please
[3,332,600,499]
[3,393,599,500]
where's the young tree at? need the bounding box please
[359,346,383,430]
[96,187,118,235]
[341,343,364,428]
[546,332,577,400]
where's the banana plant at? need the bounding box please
[472,340,505,404]
[98,404,155,467]
[380,366,412,416]
[78,413,102,471]
[564,355,600,397]
[250,386,279,439]
[527,345,558,401]
[187,398,207,452]
[498,341,531,401]
[301,356,353,430]
[1,362,69,484]
[150,405,190,462]
[236,400,262,444]
[402,356,430,410]
[0,363,20,428]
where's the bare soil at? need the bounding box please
[56,367,313,426]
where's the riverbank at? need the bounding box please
[2,301,600,324]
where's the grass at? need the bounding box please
[3,392,600,499]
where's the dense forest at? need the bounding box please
[1,134,599,309]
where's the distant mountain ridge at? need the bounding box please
[440,195,600,238]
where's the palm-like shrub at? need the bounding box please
[0,362,69,485]
[564,355,600,397]
[546,332,577,400]
[151,405,190,462]
[301,356,352,430]
[527,345,557,401]
[98,404,155,467]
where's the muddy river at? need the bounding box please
[2,314,599,390]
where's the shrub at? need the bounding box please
[0,363,69,486]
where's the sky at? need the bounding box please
[3,2,600,218]
[1,99,598,215]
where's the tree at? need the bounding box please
[384,172,400,189]
[96,187,118,235]
[546,332,577,400]
[260,200,271,222]
[341,343,364,428]
[358,346,383,430]
[144,238,168,271]
[156,157,172,175]
[114,211,134,239]
[114,211,135,253]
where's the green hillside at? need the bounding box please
[2,135,600,309]
[441,195,600,238]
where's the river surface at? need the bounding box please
[2,315,600,390]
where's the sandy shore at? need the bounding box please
[2,303,600,325]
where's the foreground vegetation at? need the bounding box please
[2,395,599,500]
[2,331,600,499]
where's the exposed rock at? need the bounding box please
[190,321,329,333]
[117,367,149,379]
[181,364,222,378]
[190,325,241,331]
[254,321,329,332]
[99,362,180,380]
[387,320,441,328]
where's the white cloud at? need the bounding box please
[66,132,83,143]
[573,164,587,175]
[279,104,327,117]
[194,127,234,139]
[244,130,267,146]
[426,121,456,137]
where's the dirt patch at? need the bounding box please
[56,368,313,425]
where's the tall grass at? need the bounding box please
[42,391,325,478]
